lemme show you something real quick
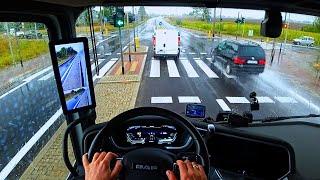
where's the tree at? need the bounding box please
[138,6,147,21]
[313,17,320,32]
[190,8,211,22]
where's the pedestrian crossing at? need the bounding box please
[149,58,220,78]
[150,95,301,112]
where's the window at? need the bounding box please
[0,22,63,179]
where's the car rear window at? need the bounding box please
[239,46,265,57]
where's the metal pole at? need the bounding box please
[6,22,14,65]
[236,12,239,40]
[132,6,136,51]
[119,27,125,75]
[128,31,132,62]
[212,8,216,37]
[34,23,38,39]
[278,12,287,63]
[100,6,103,34]
[242,17,245,37]
[219,8,222,37]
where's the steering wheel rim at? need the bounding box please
[88,107,210,178]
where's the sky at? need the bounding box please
[124,6,316,23]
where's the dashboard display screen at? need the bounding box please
[186,104,206,118]
[126,125,177,144]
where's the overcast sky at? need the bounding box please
[124,6,316,23]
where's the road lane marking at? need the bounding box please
[189,52,196,55]
[129,61,138,72]
[167,60,180,77]
[226,97,250,103]
[206,58,212,61]
[23,66,52,82]
[151,97,173,104]
[0,108,63,180]
[200,52,207,55]
[90,59,105,71]
[96,59,117,78]
[110,58,118,61]
[38,71,54,81]
[193,57,201,60]
[179,57,188,60]
[256,96,275,103]
[180,60,199,77]
[216,99,231,111]
[105,53,112,56]
[150,59,160,77]
[274,96,298,103]
[178,96,201,103]
[117,53,121,55]
[195,60,219,78]
[1,66,52,99]
[97,53,101,56]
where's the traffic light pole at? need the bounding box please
[132,6,137,52]
[119,26,125,75]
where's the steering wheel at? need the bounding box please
[88,107,210,180]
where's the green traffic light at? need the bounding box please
[117,20,124,26]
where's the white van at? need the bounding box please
[153,29,180,60]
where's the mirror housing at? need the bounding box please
[260,10,282,38]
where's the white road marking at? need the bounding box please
[167,60,180,77]
[193,57,201,60]
[151,97,173,104]
[23,66,52,82]
[200,52,207,55]
[117,53,121,55]
[90,59,105,71]
[206,57,212,61]
[110,58,118,61]
[256,96,275,103]
[105,53,112,56]
[179,57,188,60]
[274,96,298,103]
[189,52,196,55]
[180,60,199,77]
[38,71,54,81]
[216,99,231,111]
[226,97,250,103]
[0,66,52,99]
[97,53,101,56]
[150,60,160,77]
[0,108,62,180]
[96,59,117,78]
[195,60,219,78]
[178,96,201,103]
[0,82,28,100]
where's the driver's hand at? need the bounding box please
[166,160,207,180]
[82,152,122,180]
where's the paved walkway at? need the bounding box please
[20,46,148,179]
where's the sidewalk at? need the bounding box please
[20,46,148,179]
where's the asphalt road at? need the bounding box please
[136,18,320,122]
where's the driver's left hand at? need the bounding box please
[82,152,122,180]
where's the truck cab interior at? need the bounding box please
[1,0,320,180]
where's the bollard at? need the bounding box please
[135,37,140,48]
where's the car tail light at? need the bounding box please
[233,57,246,65]
[178,36,181,46]
[153,36,156,46]
[258,59,266,65]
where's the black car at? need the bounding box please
[25,30,42,39]
[212,40,266,75]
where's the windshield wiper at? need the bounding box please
[257,114,320,123]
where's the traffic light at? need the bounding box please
[113,8,125,28]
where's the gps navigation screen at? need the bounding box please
[54,42,92,111]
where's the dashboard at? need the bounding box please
[126,125,177,145]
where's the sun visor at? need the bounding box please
[260,10,282,38]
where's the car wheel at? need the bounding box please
[310,43,314,47]
[296,42,301,45]
[225,64,232,75]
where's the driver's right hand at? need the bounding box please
[166,160,207,180]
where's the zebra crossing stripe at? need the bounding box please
[167,60,180,77]
[180,60,199,77]
[178,96,201,103]
[274,97,298,103]
[150,60,160,77]
[216,99,231,111]
[226,97,250,103]
[151,97,173,104]
[195,60,219,78]
[256,96,275,103]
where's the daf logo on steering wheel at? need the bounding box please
[135,164,158,171]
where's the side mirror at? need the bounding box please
[260,10,282,38]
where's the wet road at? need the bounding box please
[136,18,320,121]
[0,21,149,175]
